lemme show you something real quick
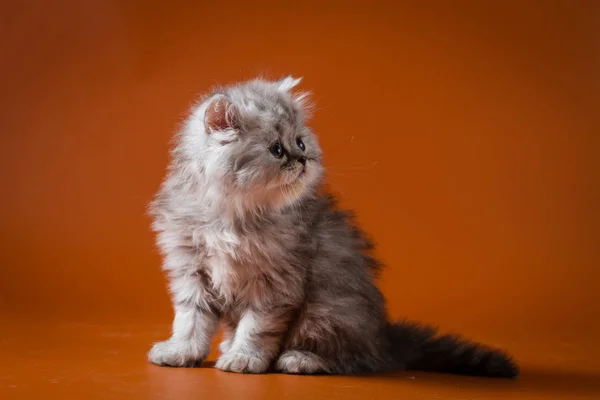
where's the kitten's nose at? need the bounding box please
[298,157,307,166]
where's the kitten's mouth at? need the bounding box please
[282,180,303,195]
[282,172,305,191]
[279,166,307,193]
[293,168,307,183]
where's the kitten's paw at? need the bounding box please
[148,340,205,368]
[215,352,270,374]
[275,350,329,374]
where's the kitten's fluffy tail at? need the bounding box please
[386,321,518,378]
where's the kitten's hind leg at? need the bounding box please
[218,321,235,354]
[275,350,331,375]
[218,336,232,355]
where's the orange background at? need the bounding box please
[1,1,599,399]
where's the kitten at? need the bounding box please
[147,76,518,378]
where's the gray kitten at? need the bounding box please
[148,77,518,378]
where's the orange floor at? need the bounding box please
[2,1,599,399]
[1,317,599,400]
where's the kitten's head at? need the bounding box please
[180,77,322,213]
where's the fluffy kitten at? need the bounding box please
[148,77,518,378]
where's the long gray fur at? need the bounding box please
[147,77,518,378]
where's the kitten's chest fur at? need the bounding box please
[196,216,304,310]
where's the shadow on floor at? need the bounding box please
[373,367,600,397]
[202,360,600,396]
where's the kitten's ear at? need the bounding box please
[292,92,314,119]
[277,76,302,92]
[204,96,238,133]
[277,76,312,118]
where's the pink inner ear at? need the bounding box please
[205,98,234,133]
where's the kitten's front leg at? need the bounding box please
[148,303,219,367]
[148,272,220,367]
[216,308,291,374]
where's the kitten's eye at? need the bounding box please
[270,142,284,158]
[296,138,306,151]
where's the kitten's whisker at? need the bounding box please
[325,162,379,172]
[326,171,370,178]
[297,188,309,220]
[325,180,348,200]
